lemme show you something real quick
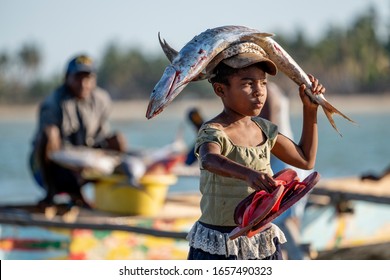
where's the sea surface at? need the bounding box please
[0,111,389,205]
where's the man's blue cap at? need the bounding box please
[66,54,96,75]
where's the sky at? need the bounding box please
[1,0,389,77]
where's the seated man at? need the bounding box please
[29,54,127,208]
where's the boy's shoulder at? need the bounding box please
[252,116,273,126]
[252,117,279,140]
[202,121,224,130]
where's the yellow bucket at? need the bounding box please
[93,174,177,216]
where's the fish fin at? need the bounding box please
[257,32,275,38]
[248,33,275,41]
[321,98,357,137]
[158,32,179,62]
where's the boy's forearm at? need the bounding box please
[200,153,250,181]
[299,106,318,169]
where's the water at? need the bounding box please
[1,112,389,205]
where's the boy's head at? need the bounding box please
[208,42,277,85]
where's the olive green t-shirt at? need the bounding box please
[194,117,278,226]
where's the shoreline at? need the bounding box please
[1,94,389,122]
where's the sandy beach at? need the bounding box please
[0,94,389,122]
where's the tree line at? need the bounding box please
[0,6,389,104]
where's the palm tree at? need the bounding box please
[18,43,42,83]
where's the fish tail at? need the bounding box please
[320,99,357,137]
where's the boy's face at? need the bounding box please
[214,65,268,117]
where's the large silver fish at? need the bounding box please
[254,36,356,135]
[146,25,272,119]
[49,146,121,175]
[49,135,187,188]
[148,25,356,135]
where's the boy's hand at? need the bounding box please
[299,74,326,108]
[246,170,277,193]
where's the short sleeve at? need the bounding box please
[194,124,232,157]
[252,117,279,149]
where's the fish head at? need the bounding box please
[146,65,187,119]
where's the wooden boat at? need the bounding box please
[301,174,390,259]
[0,144,197,260]
[0,192,201,260]
[1,172,389,260]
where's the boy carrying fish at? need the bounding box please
[186,42,325,260]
